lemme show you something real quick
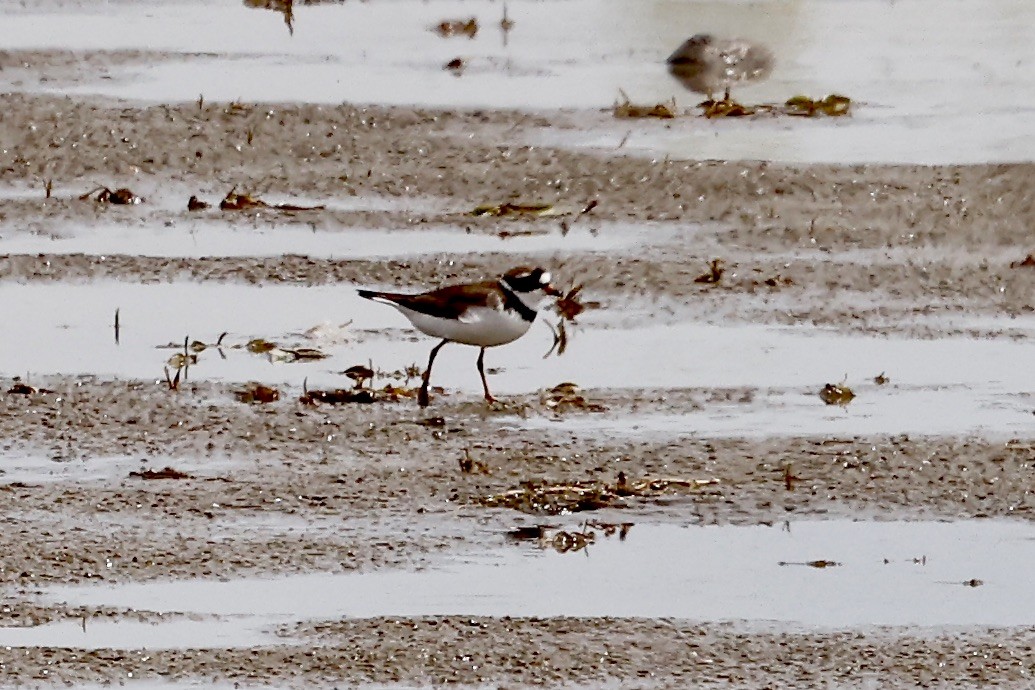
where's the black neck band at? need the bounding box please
[499,281,539,322]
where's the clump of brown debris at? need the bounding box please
[471,202,555,217]
[611,91,852,120]
[234,383,281,404]
[819,382,856,406]
[79,186,143,204]
[613,90,677,119]
[217,188,325,212]
[298,378,418,406]
[483,472,719,515]
[540,382,606,413]
[434,17,478,38]
[507,521,634,553]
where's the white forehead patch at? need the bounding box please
[539,271,552,285]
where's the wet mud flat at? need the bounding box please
[2,378,1034,535]
[1,97,1034,685]
[1,92,1033,335]
[2,617,1034,688]
[2,376,1035,685]
[1,104,1034,686]
[1,8,1035,686]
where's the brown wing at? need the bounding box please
[365,280,503,320]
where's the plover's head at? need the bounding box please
[501,266,560,297]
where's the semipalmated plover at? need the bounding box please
[667,34,773,103]
[359,267,559,407]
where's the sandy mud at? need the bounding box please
[1,93,1033,334]
[1,10,1034,687]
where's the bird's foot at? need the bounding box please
[418,386,431,408]
[484,394,513,412]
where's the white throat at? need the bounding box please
[499,281,547,316]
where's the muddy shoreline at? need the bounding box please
[3,616,1033,688]
[2,93,1033,336]
[1,65,1034,690]
[2,376,1033,585]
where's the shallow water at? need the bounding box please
[3,282,1032,437]
[0,616,273,650]
[520,385,1035,439]
[0,451,250,486]
[0,220,624,259]
[38,520,1035,631]
[0,453,143,485]
[0,0,1032,163]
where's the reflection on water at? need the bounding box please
[42,521,1035,628]
[0,222,625,259]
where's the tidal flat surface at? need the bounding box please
[1,0,1034,687]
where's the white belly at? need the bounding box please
[401,306,533,347]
